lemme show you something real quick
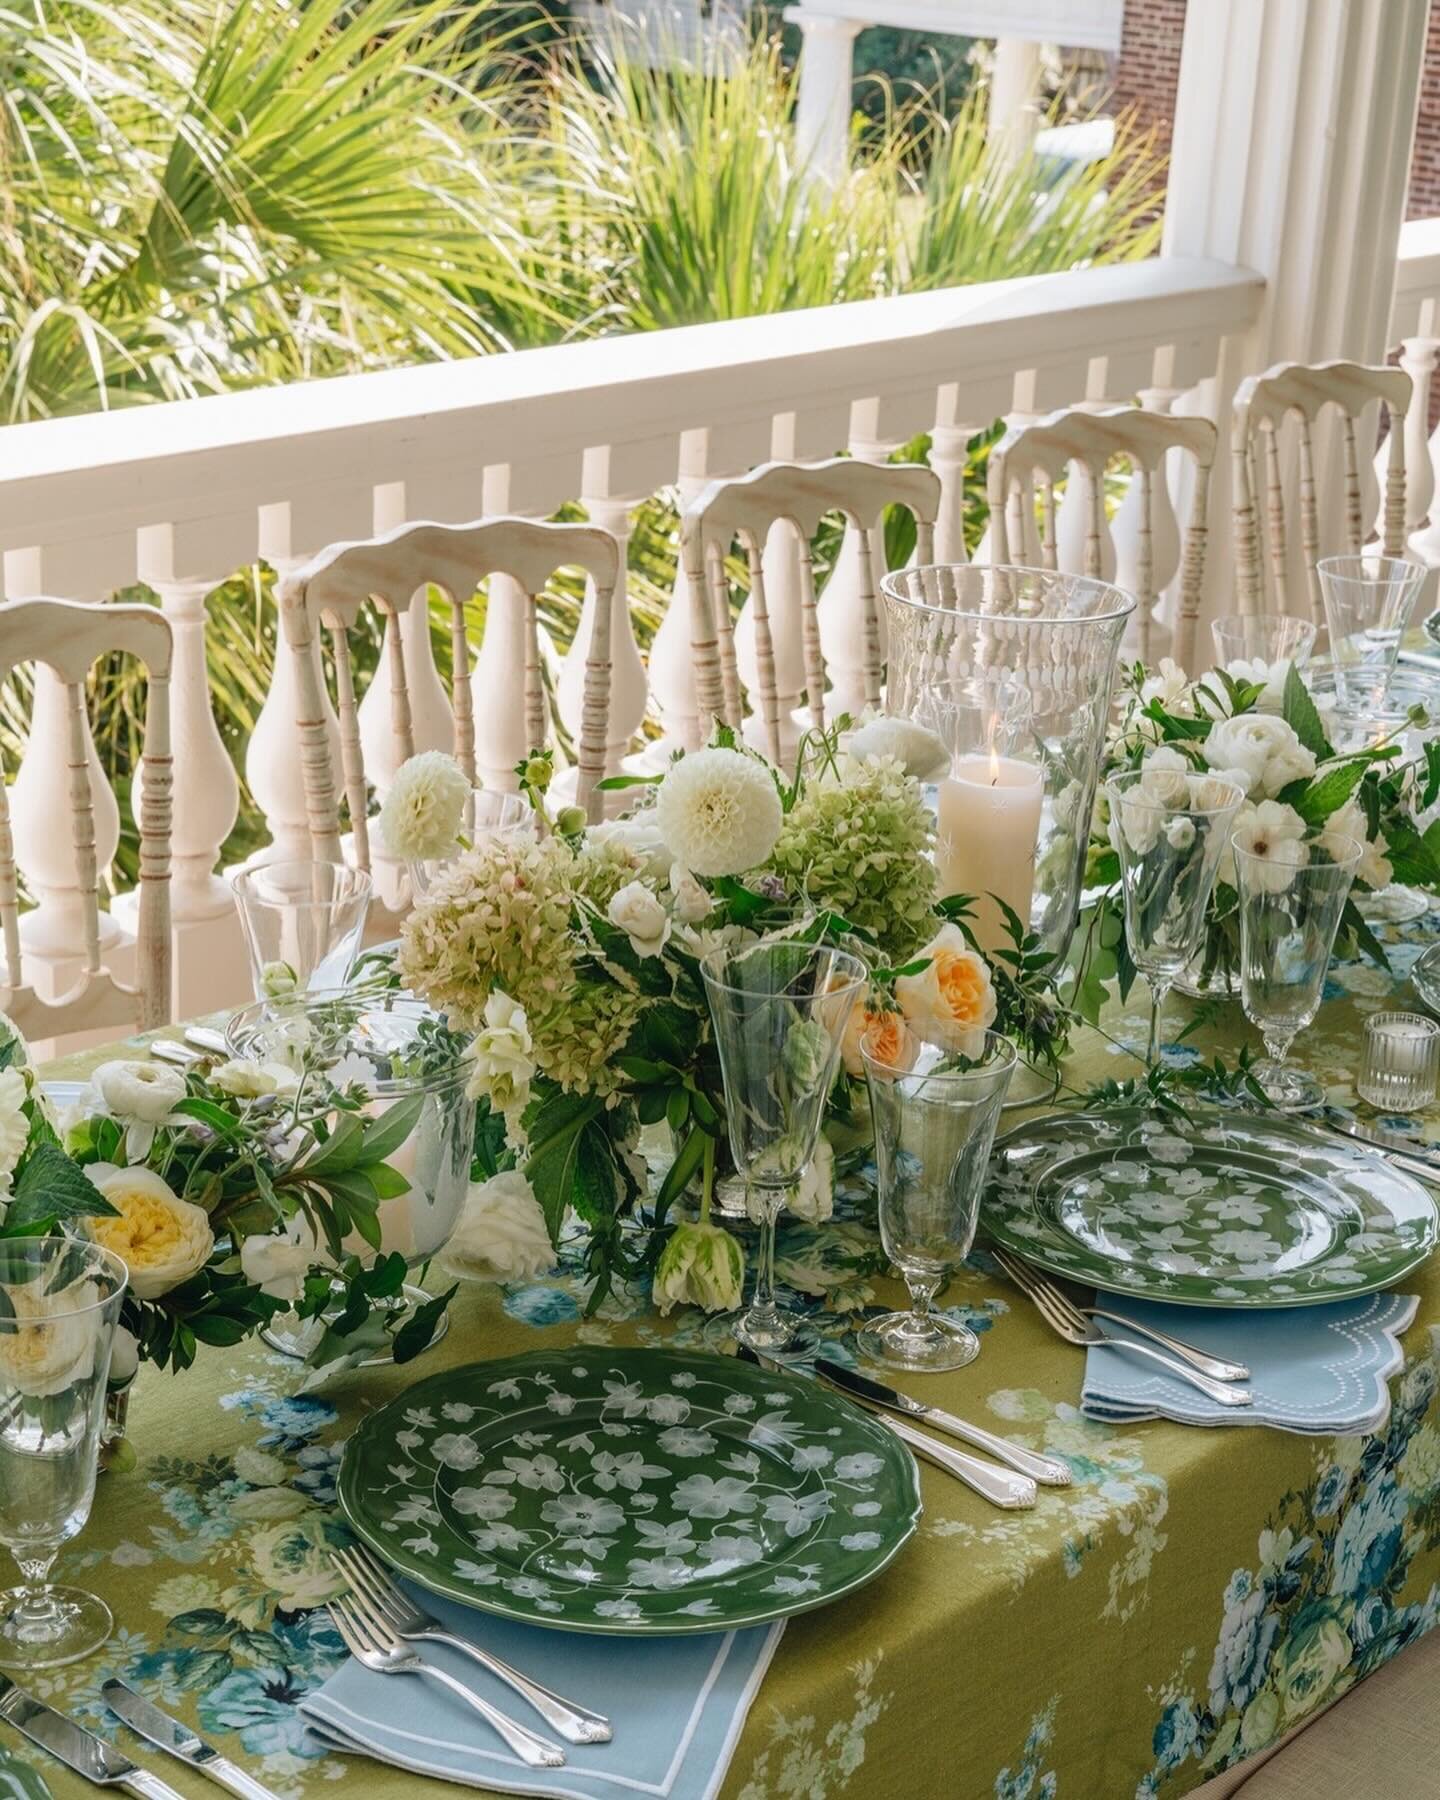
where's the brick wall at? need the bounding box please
[1107,0,1440,225]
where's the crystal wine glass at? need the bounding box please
[859,1028,1016,1373]
[1233,835,1361,1110]
[0,1237,128,1669]
[700,940,867,1360]
[232,859,372,1001]
[1107,770,1245,1066]
[1317,553,1426,716]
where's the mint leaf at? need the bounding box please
[1294,759,1366,825]
[1282,663,1333,758]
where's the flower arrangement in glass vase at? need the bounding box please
[1070,655,1440,1015]
[389,720,1069,1319]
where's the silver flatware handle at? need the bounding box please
[197,1753,286,1800]
[1094,1331,1253,1407]
[184,1026,230,1055]
[148,1039,199,1066]
[1319,1121,1440,1186]
[1084,1308,1249,1383]
[880,1412,1037,1509]
[122,1771,191,1800]
[411,1629,610,1745]
[404,1662,565,1768]
[916,1408,1071,1486]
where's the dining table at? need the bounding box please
[7,914,1440,1800]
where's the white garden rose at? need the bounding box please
[668,863,712,924]
[441,1170,555,1282]
[211,1059,299,1100]
[378,750,470,861]
[85,1165,214,1299]
[894,924,997,1059]
[0,1067,29,1198]
[1139,744,1193,808]
[1230,800,1310,894]
[654,747,784,878]
[1204,713,1316,799]
[607,880,671,959]
[844,715,950,781]
[466,990,536,1114]
[240,1216,328,1302]
[93,1059,187,1160]
[0,1280,100,1398]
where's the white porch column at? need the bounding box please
[1162,0,1430,634]
[786,8,862,183]
[989,38,1043,169]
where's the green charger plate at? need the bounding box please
[984,1108,1438,1307]
[337,1346,921,1635]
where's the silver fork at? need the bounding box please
[331,1547,611,1744]
[326,1594,566,1768]
[993,1249,1250,1382]
[993,1249,1253,1408]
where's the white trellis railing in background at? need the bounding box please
[0,248,1371,1023]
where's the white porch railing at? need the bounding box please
[1,244,1413,1023]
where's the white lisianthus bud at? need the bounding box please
[107,1326,139,1389]
[259,960,299,1002]
[554,805,588,837]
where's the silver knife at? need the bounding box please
[814,1357,1071,1486]
[0,1674,186,1800]
[102,1682,280,1800]
[1317,1116,1440,1185]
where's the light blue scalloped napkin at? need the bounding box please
[1081,1291,1419,1434]
[299,1580,783,1799]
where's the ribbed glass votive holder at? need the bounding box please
[1357,1011,1440,1111]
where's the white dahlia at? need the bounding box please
[654,748,784,878]
[378,751,470,862]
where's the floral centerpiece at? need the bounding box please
[387,721,1066,1318]
[1070,654,1440,1014]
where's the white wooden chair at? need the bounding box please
[0,599,173,1039]
[1231,360,1412,623]
[986,404,1218,670]
[680,457,941,762]
[278,517,621,865]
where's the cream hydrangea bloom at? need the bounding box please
[86,1164,214,1298]
[654,748,783,877]
[441,1170,554,1281]
[378,750,470,861]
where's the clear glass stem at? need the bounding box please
[1263,1030,1296,1070]
[1146,977,1172,1067]
[903,1272,942,1336]
[744,1188,786,1339]
[8,1549,62,1641]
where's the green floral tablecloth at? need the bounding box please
[10,922,1440,1800]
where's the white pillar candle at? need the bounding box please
[935,754,1045,958]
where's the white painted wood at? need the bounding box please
[1231,360,1411,623]
[1163,0,1428,642]
[785,8,862,182]
[0,599,173,1041]
[1393,336,1438,543]
[1116,388,1184,657]
[280,516,622,862]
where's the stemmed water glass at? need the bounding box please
[1106,770,1245,1066]
[232,860,372,1001]
[1233,836,1362,1110]
[1317,554,1426,716]
[700,941,867,1361]
[0,1237,128,1669]
[859,1028,1016,1373]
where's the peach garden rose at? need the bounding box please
[893,923,997,1059]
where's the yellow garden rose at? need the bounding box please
[0,1280,100,1398]
[86,1164,214,1299]
[893,923,997,1058]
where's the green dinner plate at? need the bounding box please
[336,1346,922,1635]
[984,1108,1438,1307]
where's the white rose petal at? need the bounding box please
[240,1217,328,1303]
[668,863,713,924]
[0,1280,100,1398]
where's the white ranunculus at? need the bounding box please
[211,1059,298,1100]
[668,863,712,924]
[440,1170,554,1281]
[844,715,950,781]
[466,990,535,1114]
[1204,713,1315,799]
[1222,656,1293,715]
[0,1280,100,1398]
[378,750,470,862]
[240,1216,327,1303]
[1230,800,1311,895]
[86,1164,214,1299]
[93,1059,187,1160]
[0,1067,29,1198]
[1140,658,1192,713]
[654,748,784,878]
[107,1325,139,1389]
[607,880,671,959]
[1140,744,1193,809]
[586,815,672,880]
[1320,800,1390,888]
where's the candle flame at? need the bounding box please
[988,747,1001,786]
